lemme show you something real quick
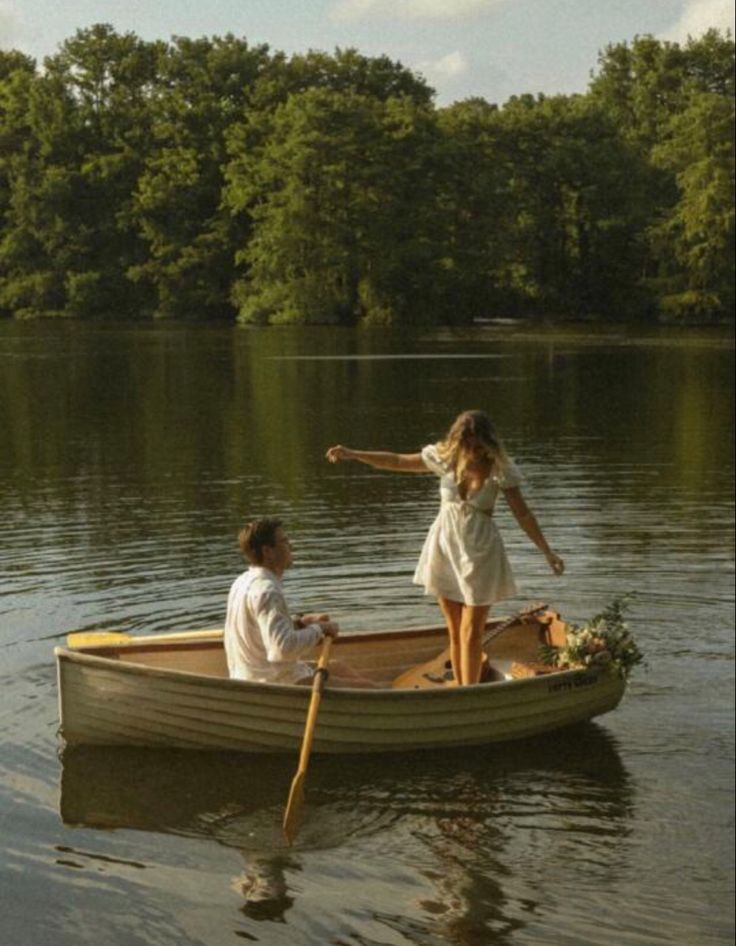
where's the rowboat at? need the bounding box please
[55,611,626,754]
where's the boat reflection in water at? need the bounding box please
[59,722,635,937]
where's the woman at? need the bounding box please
[326,410,564,685]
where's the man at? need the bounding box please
[224,517,376,688]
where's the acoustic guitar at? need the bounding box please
[392,602,555,690]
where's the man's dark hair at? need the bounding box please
[239,517,283,564]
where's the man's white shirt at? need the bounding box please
[224,566,323,683]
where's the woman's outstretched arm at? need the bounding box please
[325,445,427,473]
[503,487,565,575]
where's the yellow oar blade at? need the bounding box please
[66,628,223,649]
[282,771,306,845]
[67,631,130,648]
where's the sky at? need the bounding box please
[1,0,733,104]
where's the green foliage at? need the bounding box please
[0,26,733,323]
[127,35,270,319]
[649,92,735,319]
[225,86,447,324]
[0,25,158,318]
[475,94,652,318]
[589,31,735,321]
[590,30,734,149]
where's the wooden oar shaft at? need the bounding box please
[282,635,333,844]
[294,641,332,774]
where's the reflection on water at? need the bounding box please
[60,723,633,938]
[2,325,733,503]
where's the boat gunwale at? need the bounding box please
[54,614,548,662]
[59,621,455,657]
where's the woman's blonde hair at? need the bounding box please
[436,410,508,488]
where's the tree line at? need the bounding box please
[0,25,733,324]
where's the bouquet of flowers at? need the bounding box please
[539,594,643,679]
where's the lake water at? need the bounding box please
[0,320,733,946]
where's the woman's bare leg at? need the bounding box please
[438,596,464,684]
[459,605,490,685]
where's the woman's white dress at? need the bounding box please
[413,443,521,607]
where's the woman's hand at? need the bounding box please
[326,445,353,463]
[546,551,565,576]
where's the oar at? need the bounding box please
[282,635,333,845]
[66,629,223,648]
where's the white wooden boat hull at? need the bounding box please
[55,620,626,753]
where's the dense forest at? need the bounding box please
[0,26,733,324]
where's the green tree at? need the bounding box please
[0,52,37,317]
[649,92,735,319]
[0,49,35,81]
[590,30,734,149]
[588,30,735,319]
[128,35,270,319]
[0,27,732,325]
[0,25,160,318]
[430,99,507,322]
[226,86,447,325]
[0,67,80,318]
[244,46,433,115]
[224,47,440,324]
[484,94,651,317]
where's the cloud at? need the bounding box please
[331,0,508,23]
[417,50,469,81]
[661,0,735,42]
